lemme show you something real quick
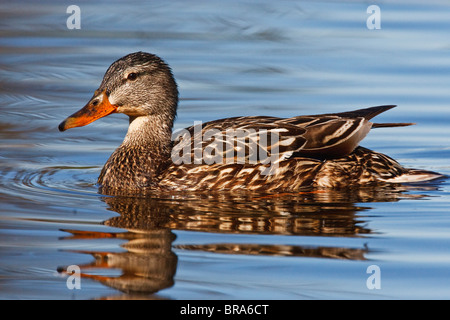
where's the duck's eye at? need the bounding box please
[127,72,138,81]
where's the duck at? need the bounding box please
[59,51,443,194]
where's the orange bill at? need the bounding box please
[58,90,117,131]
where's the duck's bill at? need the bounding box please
[58,90,117,132]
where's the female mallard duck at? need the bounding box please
[59,52,442,193]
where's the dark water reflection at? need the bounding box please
[56,185,436,297]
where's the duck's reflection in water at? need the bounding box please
[58,185,435,298]
[61,228,177,297]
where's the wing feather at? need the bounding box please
[171,105,408,164]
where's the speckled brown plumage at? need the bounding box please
[59,52,443,194]
[157,146,409,191]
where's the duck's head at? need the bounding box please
[59,52,178,132]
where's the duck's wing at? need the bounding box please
[281,105,414,159]
[172,116,307,165]
[279,115,372,159]
[171,105,412,163]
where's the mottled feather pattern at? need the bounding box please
[172,113,372,167]
[172,116,308,165]
[99,144,170,190]
[159,147,410,191]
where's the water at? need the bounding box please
[1,0,450,300]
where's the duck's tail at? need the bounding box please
[360,105,415,128]
[371,122,415,128]
[380,169,445,183]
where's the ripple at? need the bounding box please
[1,164,101,203]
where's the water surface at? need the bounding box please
[1,0,450,299]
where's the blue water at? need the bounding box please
[1,0,450,299]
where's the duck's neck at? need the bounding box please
[122,115,173,155]
[98,114,174,192]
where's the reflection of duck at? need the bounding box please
[59,228,177,297]
[102,186,430,236]
[103,191,371,237]
[57,186,434,296]
[59,52,443,194]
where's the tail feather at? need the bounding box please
[381,169,445,183]
[324,105,398,120]
[372,122,416,128]
[322,105,416,129]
